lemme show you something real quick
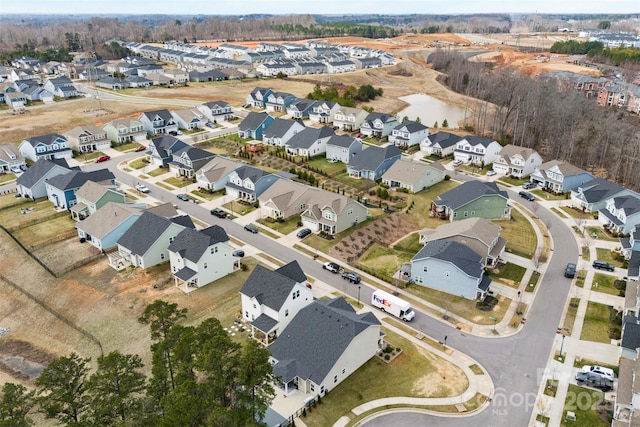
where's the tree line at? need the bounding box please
[0,300,275,427]
[430,49,640,189]
[550,40,640,65]
[306,84,383,107]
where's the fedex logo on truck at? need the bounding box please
[373,294,391,307]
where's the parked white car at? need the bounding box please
[581,365,615,380]
[135,184,150,193]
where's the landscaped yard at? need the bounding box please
[147,167,169,177]
[560,206,590,219]
[0,200,63,230]
[405,180,460,229]
[526,271,541,292]
[301,329,469,427]
[112,142,145,152]
[580,301,620,344]
[585,226,617,242]
[562,298,580,336]
[357,243,415,280]
[164,176,192,188]
[590,273,620,296]
[560,384,610,427]
[494,209,537,258]
[392,232,422,254]
[531,189,568,201]
[12,215,76,249]
[257,216,301,235]
[127,158,149,170]
[489,262,526,288]
[496,176,528,186]
[595,248,624,268]
[0,173,17,184]
[307,157,346,177]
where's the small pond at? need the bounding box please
[398,93,468,128]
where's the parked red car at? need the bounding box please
[134,145,146,152]
[95,155,111,163]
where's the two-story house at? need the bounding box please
[300,190,368,235]
[325,135,362,163]
[420,132,463,157]
[147,135,189,167]
[245,87,273,109]
[171,108,206,130]
[530,160,594,193]
[168,146,216,178]
[138,109,179,136]
[168,225,235,292]
[308,101,340,124]
[389,121,429,147]
[285,126,335,157]
[333,107,369,131]
[410,240,491,300]
[359,112,400,138]
[599,195,640,235]
[258,178,319,220]
[347,145,401,180]
[195,156,242,192]
[102,118,147,144]
[0,144,26,174]
[571,177,635,213]
[381,159,445,194]
[76,202,144,252]
[453,136,502,166]
[19,133,73,162]
[45,169,115,210]
[262,118,305,147]
[238,112,275,139]
[240,260,313,345]
[197,100,234,123]
[16,159,72,199]
[432,180,511,222]
[64,125,111,154]
[43,76,78,98]
[70,180,126,220]
[225,164,279,202]
[265,91,297,113]
[491,144,543,178]
[286,98,315,119]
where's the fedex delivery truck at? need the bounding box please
[371,290,415,322]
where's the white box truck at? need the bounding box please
[371,290,415,322]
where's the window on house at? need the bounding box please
[169,236,175,243]
[414,276,423,284]
[334,375,338,383]
[160,253,165,260]
[342,368,346,374]
[423,266,428,272]
[253,304,256,309]
[470,211,475,215]
[464,211,468,217]
[310,384,315,392]
[285,309,289,317]
[204,263,207,269]
[296,290,300,298]
[245,311,248,318]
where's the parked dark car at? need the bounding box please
[210,208,227,218]
[244,224,258,234]
[296,228,312,239]
[575,371,614,392]
[176,194,189,201]
[592,260,615,272]
[341,271,361,284]
[519,191,535,201]
[564,263,576,278]
[232,250,245,258]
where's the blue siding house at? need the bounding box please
[238,112,275,140]
[347,145,401,180]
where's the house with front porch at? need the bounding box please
[76,202,144,252]
[389,121,429,147]
[530,160,594,193]
[418,217,506,267]
[111,211,195,271]
[171,108,206,130]
[347,145,401,180]
[0,144,26,173]
[599,195,640,235]
[19,133,73,162]
[309,101,340,124]
[139,109,179,136]
[197,100,234,123]
[359,112,399,138]
[333,107,368,131]
[168,225,235,292]
[410,240,491,300]
[285,126,334,157]
[168,146,216,178]
[64,125,111,154]
[102,118,147,144]
[245,87,273,109]
[492,144,542,177]
[453,136,502,167]
[570,177,634,213]
[258,178,316,220]
[69,180,126,220]
[325,135,362,163]
[240,261,313,345]
[286,99,315,119]
[45,169,116,210]
[269,297,381,395]
[225,164,279,202]
[381,159,445,193]
[238,112,275,139]
[16,159,72,199]
[300,191,368,235]
[262,118,305,147]
[147,135,189,167]
[195,156,242,192]
[265,91,297,113]
[432,180,511,222]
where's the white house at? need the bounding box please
[381,159,445,193]
[359,112,399,138]
[309,101,340,124]
[389,121,429,147]
[333,107,369,131]
[262,118,305,147]
[453,136,502,166]
[325,135,362,163]
[492,144,542,177]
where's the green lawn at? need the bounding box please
[582,247,590,261]
[257,216,301,235]
[147,167,169,177]
[0,200,63,230]
[585,226,618,242]
[531,189,568,201]
[392,233,422,254]
[563,298,580,336]
[590,273,619,296]
[302,329,468,427]
[190,188,219,201]
[575,271,586,288]
[0,193,31,210]
[526,271,541,292]
[163,177,192,188]
[357,243,414,280]
[112,142,144,152]
[221,201,257,216]
[405,180,460,229]
[128,158,149,170]
[560,206,589,219]
[0,174,17,184]
[490,262,526,288]
[12,215,76,248]
[496,176,528,186]
[307,157,346,177]
[560,384,610,427]
[595,248,624,267]
[551,207,569,218]
[494,209,537,258]
[580,301,619,344]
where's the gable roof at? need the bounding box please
[46,169,115,191]
[413,240,484,278]
[420,217,501,248]
[610,195,640,216]
[258,178,312,210]
[348,145,401,170]
[198,156,240,182]
[286,126,334,149]
[16,158,72,188]
[75,180,118,203]
[117,211,194,255]
[202,100,230,109]
[0,144,23,163]
[172,146,215,162]
[362,111,395,125]
[149,135,188,158]
[232,164,271,183]
[104,118,143,129]
[64,125,106,140]
[239,112,271,132]
[498,144,538,160]
[537,160,588,177]
[382,158,440,183]
[77,202,142,239]
[425,132,463,148]
[269,298,380,384]
[145,202,180,218]
[461,135,496,147]
[240,261,304,310]
[575,177,626,203]
[23,133,67,147]
[168,225,229,263]
[326,134,358,148]
[394,121,428,133]
[435,180,508,210]
[262,118,303,139]
[140,109,174,122]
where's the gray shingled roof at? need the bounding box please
[435,180,508,210]
[393,121,428,133]
[462,135,495,147]
[46,169,115,191]
[168,225,229,263]
[172,146,215,161]
[348,145,401,171]
[611,195,640,216]
[239,261,304,311]
[117,211,193,256]
[233,164,270,183]
[239,112,271,132]
[326,134,357,148]
[621,321,640,351]
[426,132,462,148]
[275,260,307,283]
[413,240,484,278]
[575,177,625,203]
[140,109,174,122]
[23,133,67,147]
[269,298,380,384]
[263,118,302,139]
[149,135,188,159]
[286,126,334,149]
[16,158,71,188]
[629,251,640,277]
[252,314,278,333]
